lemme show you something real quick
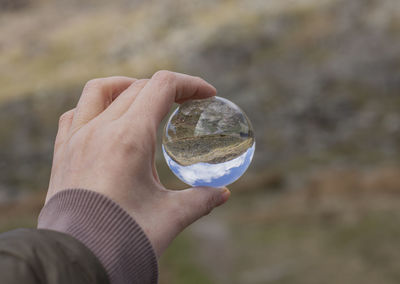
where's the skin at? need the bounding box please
[46,70,231,258]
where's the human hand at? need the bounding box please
[46,71,231,257]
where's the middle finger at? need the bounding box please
[100,79,149,121]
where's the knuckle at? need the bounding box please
[203,195,218,216]
[83,78,104,91]
[135,78,149,84]
[152,70,175,84]
[58,113,68,124]
[130,79,149,90]
[58,110,73,125]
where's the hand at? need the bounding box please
[46,71,231,257]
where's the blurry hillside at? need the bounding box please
[1,0,400,283]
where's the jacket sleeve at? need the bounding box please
[0,228,109,284]
[37,189,158,284]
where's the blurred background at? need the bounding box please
[1,0,400,283]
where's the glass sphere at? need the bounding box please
[162,96,255,187]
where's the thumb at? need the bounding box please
[172,187,231,230]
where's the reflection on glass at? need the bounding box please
[162,96,255,187]
[163,143,255,187]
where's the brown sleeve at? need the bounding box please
[0,228,109,284]
[37,189,158,284]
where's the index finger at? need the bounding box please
[122,71,217,130]
[71,76,136,132]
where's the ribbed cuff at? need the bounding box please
[37,189,158,284]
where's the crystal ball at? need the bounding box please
[162,96,255,187]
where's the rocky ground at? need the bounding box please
[1,0,400,283]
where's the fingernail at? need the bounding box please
[218,188,231,206]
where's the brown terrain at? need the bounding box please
[163,134,254,166]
